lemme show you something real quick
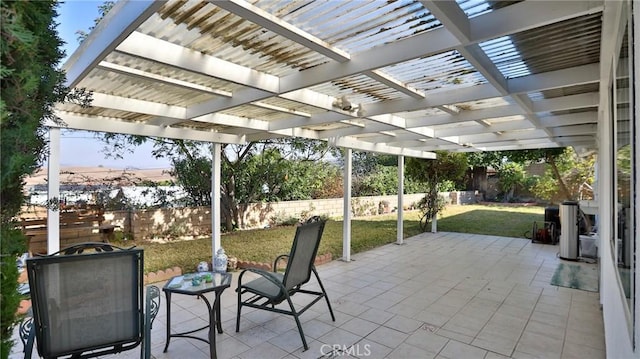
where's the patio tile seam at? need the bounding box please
[505,281,544,358]
[437,278,543,357]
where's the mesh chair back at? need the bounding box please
[282,219,325,291]
[26,249,144,358]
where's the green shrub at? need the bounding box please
[0,227,27,358]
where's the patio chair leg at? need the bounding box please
[286,296,309,351]
[236,290,242,332]
[313,267,335,321]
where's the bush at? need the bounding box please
[416,190,446,232]
[353,165,427,196]
[0,227,27,358]
[1,2,87,356]
[269,211,300,227]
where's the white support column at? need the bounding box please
[342,148,352,262]
[599,75,614,307]
[397,155,404,244]
[431,213,438,233]
[633,1,640,347]
[211,143,222,262]
[47,128,61,254]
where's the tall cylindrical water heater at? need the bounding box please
[559,201,579,260]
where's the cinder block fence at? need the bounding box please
[20,191,479,246]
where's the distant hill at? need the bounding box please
[25,166,175,187]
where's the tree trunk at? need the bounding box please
[474,167,488,193]
[221,174,236,231]
[548,156,572,200]
[503,187,514,202]
[220,195,234,231]
[237,203,247,229]
[232,205,240,230]
[464,168,473,190]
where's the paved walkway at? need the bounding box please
[11,232,605,359]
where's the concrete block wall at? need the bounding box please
[100,191,479,240]
[440,190,482,205]
[243,193,429,228]
[105,207,213,241]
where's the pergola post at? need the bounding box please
[47,127,61,254]
[211,143,221,263]
[396,155,404,245]
[342,148,352,262]
[432,213,438,233]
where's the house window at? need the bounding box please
[614,2,635,331]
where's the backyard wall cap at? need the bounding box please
[144,266,182,284]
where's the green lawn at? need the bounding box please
[436,203,544,238]
[127,204,544,274]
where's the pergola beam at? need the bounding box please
[539,113,599,127]
[455,129,549,145]
[97,61,233,97]
[118,32,280,94]
[321,91,599,144]
[533,92,599,112]
[469,1,604,42]
[434,120,534,138]
[213,0,350,63]
[329,136,436,159]
[91,93,187,119]
[549,124,598,137]
[508,64,600,94]
[63,1,163,87]
[52,112,246,144]
[364,70,426,99]
[191,113,270,131]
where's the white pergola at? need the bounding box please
[47,0,608,261]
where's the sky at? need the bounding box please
[54,1,172,169]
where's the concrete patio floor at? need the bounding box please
[12,231,605,359]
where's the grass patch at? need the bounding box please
[117,204,544,274]
[436,204,544,238]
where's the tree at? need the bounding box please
[497,162,526,202]
[466,151,503,169]
[0,2,90,357]
[406,151,468,231]
[465,149,578,202]
[347,152,426,197]
[219,140,339,229]
[465,151,504,193]
[530,148,595,202]
[501,148,571,199]
[98,135,339,230]
[172,155,212,206]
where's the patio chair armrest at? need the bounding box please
[273,254,289,272]
[146,285,161,328]
[144,285,160,359]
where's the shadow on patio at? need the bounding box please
[12,232,604,359]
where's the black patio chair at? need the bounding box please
[22,242,160,359]
[235,216,335,350]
